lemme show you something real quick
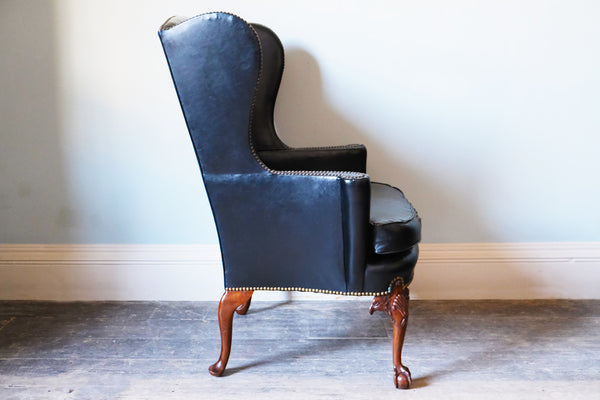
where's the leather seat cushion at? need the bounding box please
[370,182,421,255]
[364,246,418,292]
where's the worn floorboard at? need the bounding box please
[0,300,598,399]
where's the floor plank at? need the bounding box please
[0,300,599,399]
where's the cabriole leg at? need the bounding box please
[369,280,412,389]
[208,290,254,377]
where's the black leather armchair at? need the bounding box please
[159,12,421,389]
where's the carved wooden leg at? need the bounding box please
[369,280,412,389]
[208,290,253,377]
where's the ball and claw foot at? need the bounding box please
[369,279,412,389]
[394,366,412,389]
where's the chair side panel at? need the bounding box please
[205,173,347,293]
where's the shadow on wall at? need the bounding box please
[275,48,495,243]
[0,0,76,243]
[274,48,540,298]
[0,1,125,300]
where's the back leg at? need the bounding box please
[208,290,254,377]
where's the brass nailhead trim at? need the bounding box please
[225,286,387,296]
[224,278,406,297]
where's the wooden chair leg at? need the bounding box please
[208,290,254,377]
[369,280,412,389]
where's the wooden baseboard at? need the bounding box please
[413,242,600,299]
[1,243,598,300]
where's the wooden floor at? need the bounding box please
[1,299,598,399]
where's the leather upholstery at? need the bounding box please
[158,12,421,295]
[370,183,421,254]
[250,24,287,151]
[365,246,419,292]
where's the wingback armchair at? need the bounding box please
[158,12,421,389]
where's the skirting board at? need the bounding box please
[0,243,598,301]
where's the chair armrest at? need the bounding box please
[204,170,370,293]
[257,144,367,173]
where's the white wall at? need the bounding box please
[1,0,599,245]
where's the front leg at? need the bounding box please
[369,279,412,389]
[208,290,253,377]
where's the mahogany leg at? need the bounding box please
[208,290,254,377]
[369,280,412,389]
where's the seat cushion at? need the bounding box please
[364,246,418,292]
[370,182,421,254]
